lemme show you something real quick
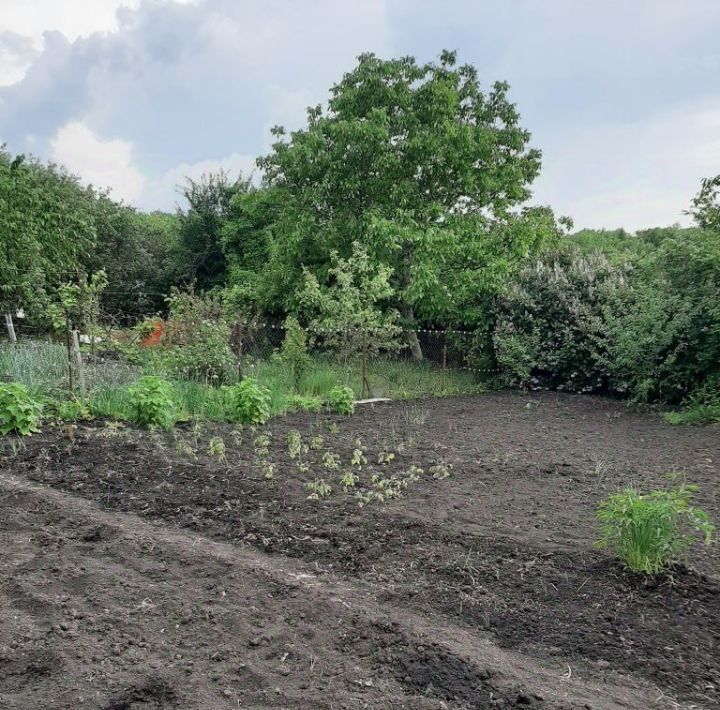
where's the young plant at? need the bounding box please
[128,376,176,429]
[322,451,341,471]
[258,459,275,480]
[309,435,324,450]
[281,316,312,391]
[597,484,715,574]
[208,436,227,462]
[305,478,332,500]
[326,385,355,415]
[230,379,271,425]
[253,433,272,456]
[287,430,305,459]
[351,446,367,468]
[429,463,452,480]
[0,382,43,435]
[340,470,359,491]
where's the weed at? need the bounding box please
[229,379,272,425]
[597,484,715,574]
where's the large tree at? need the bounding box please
[259,50,553,356]
[0,147,96,332]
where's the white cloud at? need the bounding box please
[50,121,146,202]
[532,100,720,230]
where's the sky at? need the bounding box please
[1,0,719,230]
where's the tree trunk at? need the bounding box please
[401,304,423,361]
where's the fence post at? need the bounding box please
[4,313,16,344]
[71,330,87,399]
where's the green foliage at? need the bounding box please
[176,172,251,290]
[259,51,553,331]
[286,394,323,413]
[128,376,176,429]
[0,382,43,435]
[280,316,311,390]
[664,383,720,425]
[326,385,355,415]
[597,485,714,574]
[162,289,237,383]
[0,147,96,315]
[229,378,271,424]
[46,397,91,422]
[492,249,629,393]
[300,242,404,359]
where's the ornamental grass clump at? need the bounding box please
[597,484,714,574]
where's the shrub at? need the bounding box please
[492,249,628,393]
[597,484,715,574]
[0,382,43,435]
[163,333,237,384]
[128,376,176,429]
[229,378,271,424]
[326,385,355,415]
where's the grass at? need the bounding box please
[0,339,486,425]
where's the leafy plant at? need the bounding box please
[0,382,43,435]
[287,430,305,459]
[326,385,355,415]
[305,478,332,500]
[597,484,715,574]
[128,376,176,429]
[322,451,341,471]
[207,436,226,461]
[230,379,271,424]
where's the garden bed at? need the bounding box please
[1,392,718,708]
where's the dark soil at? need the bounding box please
[1,391,718,709]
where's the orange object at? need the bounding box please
[140,320,165,347]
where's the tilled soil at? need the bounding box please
[1,391,718,709]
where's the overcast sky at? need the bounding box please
[1,0,719,230]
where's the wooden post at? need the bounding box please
[442,341,448,370]
[4,313,16,344]
[71,330,86,399]
[361,328,370,398]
